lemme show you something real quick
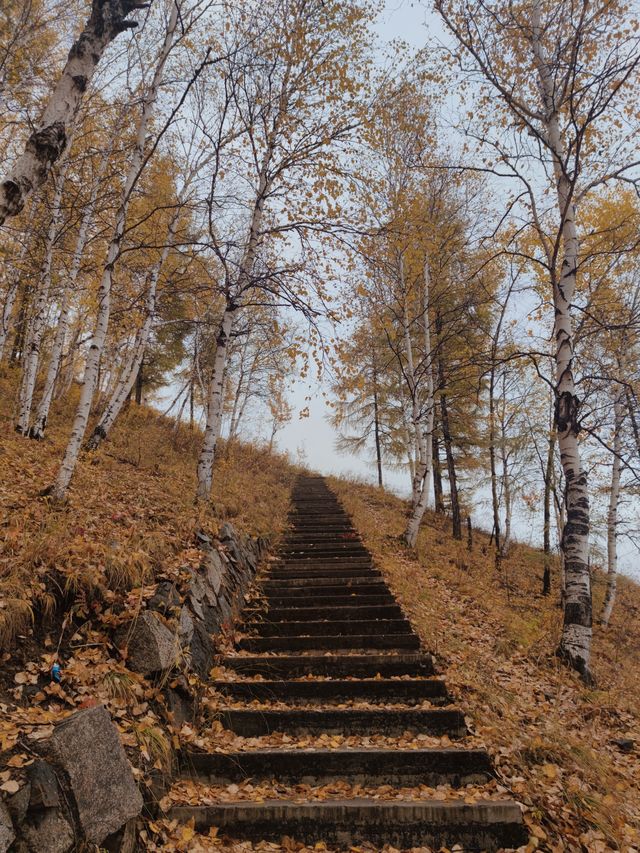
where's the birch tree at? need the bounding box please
[436,0,640,679]
[50,0,182,499]
[194,0,371,501]
[0,0,150,225]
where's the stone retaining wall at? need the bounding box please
[1,523,267,852]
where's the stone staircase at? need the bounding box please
[170,475,527,850]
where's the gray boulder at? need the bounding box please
[39,705,143,846]
[116,611,178,675]
[203,548,224,596]
[0,801,15,853]
[20,808,73,853]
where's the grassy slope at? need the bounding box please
[331,477,640,852]
[0,371,296,650]
[1,369,639,851]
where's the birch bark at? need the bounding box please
[532,2,592,678]
[87,203,180,448]
[404,259,434,548]
[0,204,36,361]
[16,160,71,434]
[0,0,149,225]
[195,300,236,499]
[30,147,113,440]
[601,389,624,627]
[50,1,179,499]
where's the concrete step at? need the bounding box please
[261,577,387,590]
[267,567,379,580]
[167,799,527,850]
[210,678,449,703]
[247,619,414,637]
[180,748,492,785]
[263,594,397,607]
[281,530,362,546]
[216,707,467,737]
[237,633,421,653]
[256,604,404,621]
[279,546,371,557]
[219,653,436,678]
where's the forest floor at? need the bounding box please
[0,370,639,852]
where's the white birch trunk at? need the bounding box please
[87,216,173,449]
[50,2,179,499]
[532,3,592,679]
[601,389,624,627]
[30,147,112,440]
[229,351,259,439]
[0,0,148,225]
[16,163,69,434]
[405,259,435,548]
[195,141,274,499]
[195,302,235,499]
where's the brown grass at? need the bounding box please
[0,368,296,650]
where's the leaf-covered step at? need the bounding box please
[237,633,421,653]
[216,707,466,737]
[267,567,379,579]
[263,593,397,607]
[180,748,492,786]
[246,618,414,638]
[210,678,449,704]
[219,652,436,678]
[167,799,527,851]
[254,604,404,621]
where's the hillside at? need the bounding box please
[0,380,639,851]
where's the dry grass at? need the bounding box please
[330,476,640,851]
[0,368,296,651]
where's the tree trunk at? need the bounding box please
[372,359,383,488]
[601,389,624,627]
[432,427,444,514]
[87,203,178,450]
[135,359,143,404]
[0,0,149,225]
[499,373,512,557]
[0,205,36,361]
[30,147,111,440]
[16,162,69,434]
[196,301,235,500]
[404,259,434,548]
[50,1,179,499]
[488,368,501,557]
[532,3,592,679]
[542,427,556,595]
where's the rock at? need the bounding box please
[195,529,212,547]
[178,606,194,646]
[0,801,15,853]
[148,582,181,615]
[188,620,215,679]
[203,548,224,595]
[28,760,60,809]
[20,808,73,853]
[5,781,30,825]
[187,570,207,620]
[612,737,634,754]
[219,522,236,542]
[165,686,194,726]
[116,611,178,675]
[39,705,143,845]
[102,817,138,853]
